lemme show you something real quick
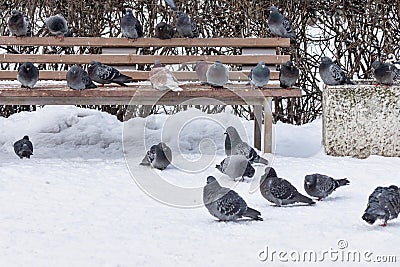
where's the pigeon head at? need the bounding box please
[371,60,383,70]
[321,57,333,64]
[284,61,295,70]
[70,65,80,74]
[23,135,29,140]
[153,60,162,68]
[244,162,255,178]
[10,10,21,17]
[125,8,133,15]
[215,164,222,171]
[269,6,279,13]
[304,174,317,187]
[225,126,242,143]
[257,61,267,68]
[177,11,189,22]
[362,212,377,225]
[264,167,278,178]
[206,176,218,185]
[22,62,34,72]
[157,22,166,31]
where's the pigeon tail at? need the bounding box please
[335,178,350,188]
[296,193,315,205]
[244,207,263,221]
[139,155,151,166]
[113,74,134,86]
[253,155,269,165]
[86,82,97,89]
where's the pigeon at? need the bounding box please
[268,6,295,44]
[362,185,400,226]
[45,14,72,40]
[7,10,31,37]
[215,155,255,181]
[13,136,33,159]
[371,60,397,86]
[279,61,299,88]
[176,11,199,38]
[225,126,269,165]
[155,22,175,39]
[206,61,229,88]
[17,62,39,89]
[304,173,350,200]
[140,142,172,170]
[121,8,143,39]
[149,60,182,91]
[319,57,354,85]
[249,61,270,88]
[66,65,97,90]
[87,61,134,86]
[203,176,263,221]
[163,0,178,11]
[195,60,209,84]
[260,167,315,206]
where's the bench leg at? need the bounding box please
[263,97,273,153]
[253,105,262,150]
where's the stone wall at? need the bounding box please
[323,85,400,158]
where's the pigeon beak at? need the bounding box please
[224,132,227,135]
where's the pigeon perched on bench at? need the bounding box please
[304,173,350,200]
[362,185,400,226]
[121,8,143,39]
[216,155,255,181]
[45,14,72,40]
[149,60,182,91]
[268,6,295,44]
[155,22,175,39]
[279,61,299,88]
[224,126,269,165]
[13,136,33,159]
[203,176,263,221]
[17,62,39,89]
[319,57,354,85]
[176,11,199,38]
[206,61,229,88]
[260,167,315,206]
[249,61,270,88]
[371,60,397,86]
[140,142,172,170]
[8,10,31,37]
[195,60,210,84]
[67,65,97,90]
[88,61,134,86]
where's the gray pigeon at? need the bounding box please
[225,126,269,165]
[17,62,39,89]
[195,60,209,84]
[140,142,172,170]
[362,185,400,226]
[260,167,315,206]
[155,22,175,39]
[149,60,182,91]
[206,61,229,88]
[371,60,397,86]
[279,61,299,88]
[45,14,72,40]
[121,8,143,39]
[164,0,178,11]
[215,155,255,181]
[268,6,295,44]
[319,57,354,85]
[8,10,31,37]
[304,174,350,200]
[87,61,134,86]
[203,176,262,221]
[249,61,270,88]
[176,11,199,38]
[13,135,33,159]
[66,65,97,90]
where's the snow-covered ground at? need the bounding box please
[0,106,399,266]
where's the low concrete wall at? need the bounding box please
[323,84,400,158]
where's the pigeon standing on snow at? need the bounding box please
[155,22,175,39]
[371,60,397,86]
[149,60,182,91]
[195,60,209,84]
[87,61,134,86]
[260,167,315,206]
[268,6,295,44]
[319,57,354,85]
[140,142,172,170]
[215,155,255,181]
[206,61,229,88]
[225,126,269,165]
[45,14,72,40]
[8,10,31,37]
[279,61,299,88]
[249,61,270,88]
[13,136,33,159]
[121,8,143,39]
[362,185,400,226]
[203,176,262,221]
[304,173,350,200]
[17,62,39,89]
[176,11,199,38]
[66,65,97,90]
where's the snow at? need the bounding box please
[1,106,399,266]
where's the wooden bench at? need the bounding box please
[0,37,301,153]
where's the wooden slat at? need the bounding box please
[0,54,290,65]
[0,37,290,48]
[0,85,301,105]
[0,70,280,81]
